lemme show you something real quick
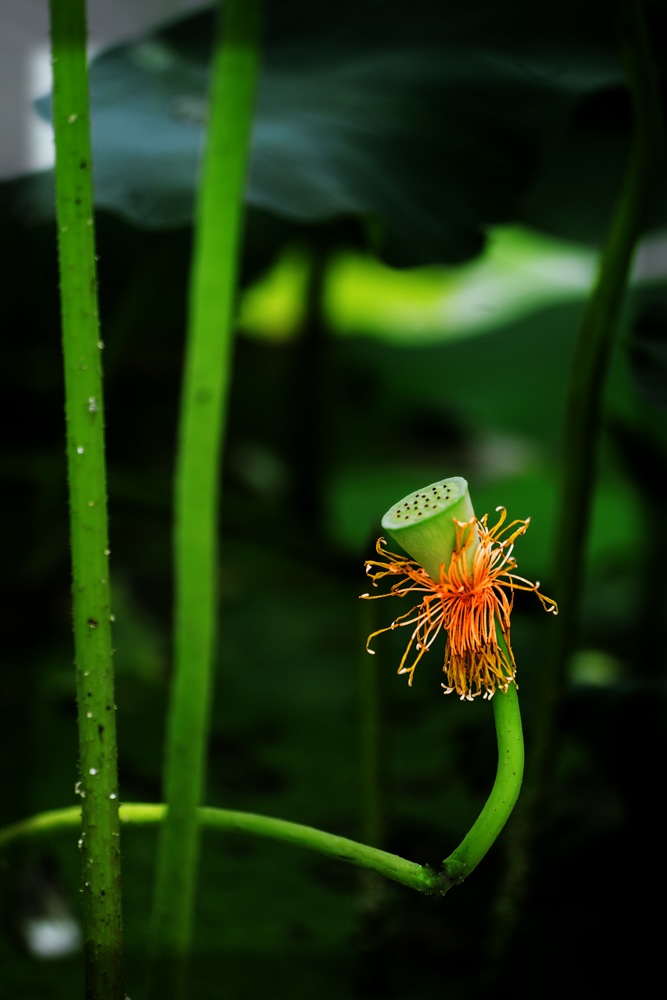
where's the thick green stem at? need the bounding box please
[148,1,264,994]
[49,1,124,997]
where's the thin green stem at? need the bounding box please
[148,1,264,994]
[540,0,664,731]
[0,804,437,896]
[493,0,664,956]
[442,670,524,886]
[49,1,123,996]
[0,674,522,899]
[2,626,523,905]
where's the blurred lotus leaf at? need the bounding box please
[26,0,667,265]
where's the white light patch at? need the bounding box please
[24,914,82,959]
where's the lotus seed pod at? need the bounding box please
[381,476,476,581]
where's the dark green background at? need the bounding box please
[2,1,666,996]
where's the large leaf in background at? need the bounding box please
[27,0,667,266]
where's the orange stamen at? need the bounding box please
[361,508,557,700]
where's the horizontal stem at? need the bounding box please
[0,804,439,895]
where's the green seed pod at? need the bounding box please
[380,476,476,581]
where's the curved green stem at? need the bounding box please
[0,804,437,896]
[50,1,123,996]
[442,678,524,886]
[0,675,522,898]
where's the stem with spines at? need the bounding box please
[50,0,124,996]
